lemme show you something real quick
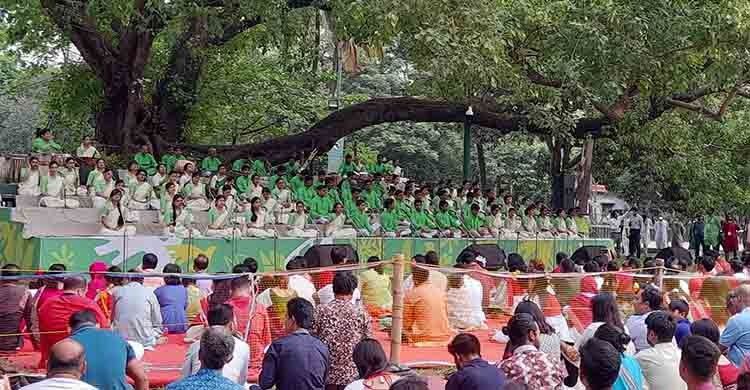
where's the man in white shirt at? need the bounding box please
[21,339,96,390]
[181,304,250,385]
[627,208,644,258]
[286,257,316,306]
[626,285,662,352]
[193,255,213,296]
[635,311,687,390]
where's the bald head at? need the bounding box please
[48,339,85,378]
[62,276,86,291]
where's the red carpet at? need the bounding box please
[3,320,507,388]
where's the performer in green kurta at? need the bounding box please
[161,146,186,173]
[380,198,410,237]
[350,199,373,236]
[200,148,222,174]
[464,203,489,237]
[308,186,334,222]
[251,159,267,176]
[338,154,356,178]
[235,165,251,194]
[434,200,463,238]
[134,144,158,176]
[411,199,438,238]
[31,128,62,154]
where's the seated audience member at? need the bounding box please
[38,276,109,368]
[499,313,565,388]
[193,254,213,296]
[720,285,750,367]
[403,266,454,346]
[167,328,244,390]
[39,161,80,208]
[183,277,203,326]
[446,333,506,390]
[259,298,329,390]
[225,275,271,377]
[690,318,739,389]
[18,156,41,196]
[286,257,316,306]
[626,285,662,353]
[569,275,600,332]
[69,310,149,390]
[636,311,687,390]
[266,275,299,339]
[680,335,722,390]
[593,323,644,390]
[139,253,164,290]
[580,338,621,390]
[112,272,164,349]
[182,304,249,385]
[21,339,96,390]
[85,261,108,300]
[446,273,486,331]
[94,265,123,320]
[154,264,189,334]
[669,298,692,347]
[206,195,240,238]
[576,292,628,351]
[387,376,428,390]
[358,256,393,318]
[32,263,67,322]
[344,338,399,390]
[0,264,32,351]
[312,271,371,389]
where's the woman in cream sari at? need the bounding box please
[271,178,293,224]
[160,182,177,223]
[501,207,522,239]
[100,189,136,236]
[485,204,504,238]
[243,196,275,238]
[123,161,139,189]
[206,195,241,238]
[150,164,168,189]
[62,158,87,196]
[86,158,106,194]
[18,157,41,196]
[261,188,278,224]
[286,201,317,238]
[536,206,555,239]
[163,194,202,238]
[39,161,80,208]
[519,206,538,239]
[92,169,116,209]
[553,208,571,238]
[182,173,210,211]
[325,202,357,238]
[129,170,157,210]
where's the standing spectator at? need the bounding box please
[344,339,399,390]
[579,338,621,390]
[680,335,721,390]
[669,298,691,347]
[0,264,32,351]
[312,271,371,390]
[720,285,750,367]
[112,271,164,349]
[499,313,565,389]
[182,304,249,385]
[654,216,669,250]
[259,298,328,390]
[690,319,739,389]
[193,254,212,296]
[705,211,722,253]
[167,328,243,390]
[594,323,644,390]
[20,339,96,390]
[38,276,109,368]
[625,285,662,352]
[224,276,271,378]
[69,310,149,390]
[635,311,687,390]
[723,216,740,260]
[627,208,643,258]
[140,253,164,290]
[154,263,189,334]
[692,216,706,258]
[446,333,506,390]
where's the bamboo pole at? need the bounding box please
[389,254,406,365]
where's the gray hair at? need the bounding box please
[198,327,235,370]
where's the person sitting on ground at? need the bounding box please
[580,338,621,390]
[669,298,692,347]
[259,298,329,390]
[286,257,316,306]
[224,275,271,378]
[344,338,400,390]
[183,277,203,326]
[499,313,565,388]
[206,195,240,239]
[569,274,600,333]
[112,271,164,349]
[69,309,149,390]
[434,200,463,238]
[720,285,750,367]
[164,194,202,238]
[593,323,644,390]
[0,264,33,351]
[626,285,663,353]
[575,292,629,352]
[128,170,156,210]
[309,185,334,223]
[402,266,454,346]
[18,156,41,196]
[358,256,392,319]
[201,148,222,175]
[243,196,276,238]
[182,304,250,385]
[38,276,109,368]
[446,333,506,390]
[312,271,371,390]
[20,339,96,390]
[84,261,108,300]
[690,318,739,390]
[403,253,448,293]
[167,327,244,390]
[636,311,687,390]
[182,172,210,211]
[387,376,428,390]
[154,264,189,334]
[680,335,722,390]
[446,273,485,331]
[93,265,122,321]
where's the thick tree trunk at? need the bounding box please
[477,141,487,188]
[575,138,594,212]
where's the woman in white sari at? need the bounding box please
[39,161,80,208]
[206,195,241,238]
[160,182,177,223]
[163,194,202,238]
[92,169,116,209]
[123,161,139,189]
[182,173,210,211]
[243,196,275,238]
[519,206,538,239]
[128,170,156,210]
[325,202,357,238]
[286,201,317,238]
[485,204,504,238]
[247,174,263,200]
[271,178,293,224]
[86,158,106,194]
[18,157,41,196]
[261,188,278,224]
[100,189,136,236]
[62,158,87,196]
[537,206,555,239]
[501,208,522,239]
[179,163,194,187]
[209,165,229,196]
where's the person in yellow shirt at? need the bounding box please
[359,256,392,319]
[402,265,454,347]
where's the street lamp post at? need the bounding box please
[463,106,474,181]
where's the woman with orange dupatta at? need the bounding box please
[568,275,599,333]
[94,265,123,321]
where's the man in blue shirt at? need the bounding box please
[167,327,243,390]
[69,309,149,390]
[720,285,750,367]
[446,333,505,390]
[258,297,329,390]
[669,298,691,347]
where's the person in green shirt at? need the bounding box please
[201,147,222,174]
[394,190,414,222]
[411,199,438,238]
[350,199,373,236]
[379,198,411,237]
[235,165,251,195]
[251,159,267,176]
[363,181,383,211]
[465,203,490,238]
[338,154,356,178]
[308,185,334,222]
[134,144,158,176]
[572,206,591,237]
[325,177,342,204]
[435,200,463,238]
[232,158,247,173]
[31,128,62,154]
[161,146,186,173]
[288,172,304,198]
[297,176,316,207]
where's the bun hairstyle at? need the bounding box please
[503,313,537,346]
[594,322,631,353]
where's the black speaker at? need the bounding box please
[303,244,360,268]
